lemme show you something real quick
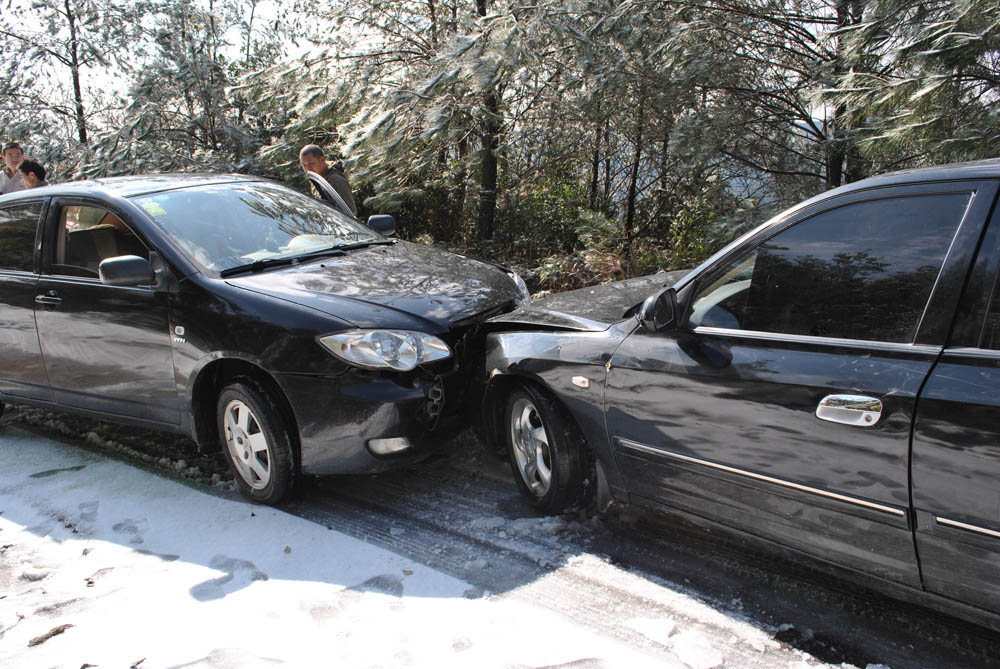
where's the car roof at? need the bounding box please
[0,173,274,202]
[770,158,1000,229]
[849,158,1000,188]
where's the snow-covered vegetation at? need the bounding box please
[3,0,998,287]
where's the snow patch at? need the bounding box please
[626,616,677,646]
[0,428,680,668]
[670,629,724,669]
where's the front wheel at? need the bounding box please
[217,380,295,505]
[504,386,594,514]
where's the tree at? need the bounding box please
[81,0,290,176]
[830,0,1000,163]
[15,0,985,290]
[0,0,148,146]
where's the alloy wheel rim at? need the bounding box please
[223,399,271,490]
[510,397,552,497]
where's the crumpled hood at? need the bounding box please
[226,240,521,330]
[489,270,690,331]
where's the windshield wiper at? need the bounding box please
[333,239,397,251]
[218,239,396,277]
[219,246,348,277]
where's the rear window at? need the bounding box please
[0,202,41,272]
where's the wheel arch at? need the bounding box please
[483,371,587,457]
[484,370,624,511]
[190,358,301,471]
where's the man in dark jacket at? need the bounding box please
[298,144,358,216]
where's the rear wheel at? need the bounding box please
[504,386,594,514]
[217,380,295,505]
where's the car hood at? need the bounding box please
[226,240,521,330]
[489,269,690,331]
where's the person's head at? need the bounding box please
[298,144,328,174]
[18,159,45,188]
[3,142,24,172]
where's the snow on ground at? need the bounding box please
[6,420,926,668]
[0,426,698,669]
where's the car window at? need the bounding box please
[52,205,149,278]
[131,182,379,273]
[689,193,971,343]
[0,202,42,272]
[982,267,1000,349]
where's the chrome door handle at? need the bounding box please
[34,292,62,306]
[816,394,882,427]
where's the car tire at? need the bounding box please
[217,380,295,505]
[504,386,594,514]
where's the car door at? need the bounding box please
[0,199,51,401]
[306,172,356,218]
[911,208,1000,614]
[604,181,997,586]
[34,198,179,424]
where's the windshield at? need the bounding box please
[131,181,380,273]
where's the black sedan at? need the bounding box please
[0,174,529,504]
[481,159,1000,632]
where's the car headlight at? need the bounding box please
[319,330,451,371]
[510,270,531,307]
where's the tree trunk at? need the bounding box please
[427,0,438,47]
[624,94,646,268]
[477,91,500,242]
[475,0,499,242]
[603,118,612,200]
[827,0,866,188]
[659,123,672,245]
[65,0,87,145]
[207,0,220,149]
[244,0,257,63]
[589,121,601,210]
[455,137,468,235]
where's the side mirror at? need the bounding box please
[639,287,678,332]
[99,255,154,287]
[367,214,396,237]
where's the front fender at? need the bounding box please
[480,324,633,474]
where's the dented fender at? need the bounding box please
[480,321,636,494]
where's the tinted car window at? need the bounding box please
[132,182,380,272]
[690,194,970,342]
[0,202,41,272]
[52,205,148,277]
[982,267,1000,349]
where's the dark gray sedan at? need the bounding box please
[481,159,1000,633]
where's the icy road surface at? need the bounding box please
[2,407,999,668]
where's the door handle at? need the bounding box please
[34,291,62,306]
[816,394,882,427]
